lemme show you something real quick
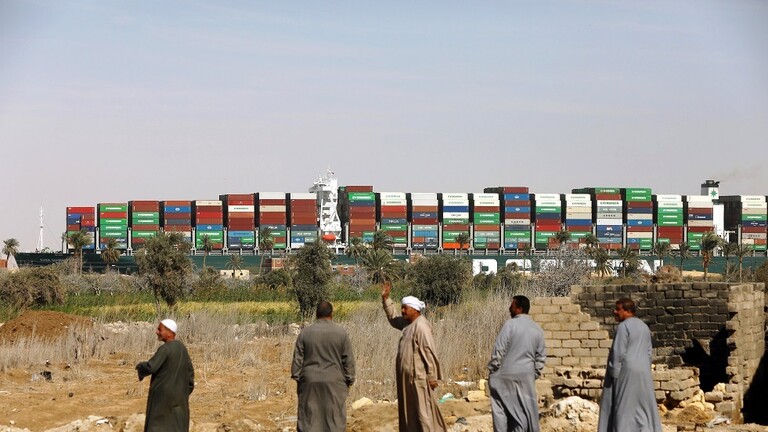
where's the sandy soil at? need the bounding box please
[0,311,766,432]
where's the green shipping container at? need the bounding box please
[133,217,161,224]
[101,218,128,225]
[743,214,768,221]
[505,231,531,239]
[100,231,127,238]
[658,208,684,214]
[347,193,375,202]
[99,204,128,212]
[444,218,470,224]
[132,231,158,239]
[381,224,408,231]
[101,225,128,232]
[535,207,561,213]
[475,231,501,238]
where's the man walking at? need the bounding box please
[488,295,546,432]
[382,281,447,432]
[136,319,195,432]
[291,300,356,432]
[598,298,662,432]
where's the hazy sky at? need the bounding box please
[2,0,767,251]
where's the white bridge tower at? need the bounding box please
[36,206,44,252]
[309,169,344,252]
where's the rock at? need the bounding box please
[465,390,488,402]
[352,397,374,410]
[477,379,487,391]
[548,396,600,428]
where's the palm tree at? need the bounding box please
[652,241,672,271]
[720,242,739,279]
[200,234,213,270]
[346,237,367,264]
[2,238,20,268]
[360,249,400,284]
[583,233,598,251]
[616,246,639,278]
[553,230,571,250]
[455,232,470,253]
[227,254,243,277]
[735,243,754,282]
[592,247,612,278]
[67,229,91,275]
[370,230,394,251]
[699,231,723,281]
[672,242,692,271]
[258,227,274,275]
[100,238,121,269]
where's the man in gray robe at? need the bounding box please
[382,282,447,432]
[488,295,546,432]
[291,300,356,432]
[136,319,195,432]
[598,298,662,432]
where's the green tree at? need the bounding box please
[583,233,598,251]
[616,246,639,278]
[2,238,20,268]
[672,242,692,271]
[0,267,66,310]
[67,229,91,275]
[592,247,612,278]
[346,236,367,264]
[289,241,334,319]
[135,232,193,314]
[199,234,214,270]
[360,248,400,284]
[720,242,739,279]
[652,241,672,270]
[699,231,723,281]
[408,255,472,307]
[370,230,394,251]
[258,227,274,275]
[226,254,243,277]
[553,230,571,250]
[100,237,121,268]
[735,243,754,282]
[455,232,470,253]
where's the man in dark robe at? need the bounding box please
[291,301,356,432]
[488,295,546,432]
[598,298,662,432]
[382,281,447,432]
[136,319,195,432]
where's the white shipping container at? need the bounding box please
[627,232,653,239]
[379,192,407,200]
[657,202,684,208]
[505,219,531,225]
[473,193,498,201]
[628,213,653,220]
[196,200,222,206]
[260,205,286,212]
[686,195,712,203]
[740,195,766,203]
[442,193,468,200]
[534,194,560,201]
[566,201,591,207]
[565,194,590,200]
[742,239,755,245]
[535,200,561,207]
[687,202,714,209]
[444,212,469,219]
[596,218,623,225]
[742,233,768,240]
[655,194,682,202]
[687,220,714,227]
[443,200,470,206]
[229,205,255,212]
[290,193,315,200]
[411,193,438,200]
[742,203,768,210]
[259,192,286,200]
[474,199,500,206]
[596,200,622,206]
[411,199,439,206]
[380,200,408,206]
[596,214,622,220]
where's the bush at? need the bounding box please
[407,255,472,307]
[754,261,768,286]
[0,267,66,310]
[289,242,334,319]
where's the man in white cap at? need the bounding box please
[136,319,195,432]
[382,281,447,431]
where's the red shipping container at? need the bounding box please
[502,187,529,193]
[81,219,96,227]
[164,201,192,206]
[260,214,287,224]
[164,226,192,232]
[196,218,223,225]
[132,224,160,231]
[412,218,439,224]
[687,208,713,215]
[626,201,653,208]
[384,230,407,237]
[99,212,127,219]
[412,206,438,212]
[504,200,531,207]
[344,186,374,192]
[505,213,531,219]
[627,226,653,232]
[381,205,407,212]
[443,224,469,230]
[687,226,713,233]
[566,226,592,232]
[473,206,500,212]
[595,194,622,200]
[67,224,81,231]
[259,199,286,205]
[67,207,95,214]
[742,226,767,233]
[475,225,500,232]
[381,213,408,219]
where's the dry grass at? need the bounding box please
[0,294,514,403]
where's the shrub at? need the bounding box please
[407,255,472,306]
[0,267,66,310]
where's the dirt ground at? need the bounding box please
[0,312,766,432]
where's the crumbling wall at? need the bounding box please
[530,282,765,422]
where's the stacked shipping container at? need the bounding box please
[65,207,96,251]
[98,203,128,249]
[483,187,531,250]
[258,193,288,250]
[221,194,256,250]
[129,201,160,249]
[378,193,408,249]
[162,201,193,244]
[654,195,684,246]
[721,196,768,252]
[472,193,501,250]
[533,193,562,249]
[289,193,318,249]
[195,200,224,250]
[564,194,592,243]
[685,195,714,251]
[340,186,377,244]
[410,193,439,250]
[441,193,470,250]
[574,188,623,250]
[623,188,653,250]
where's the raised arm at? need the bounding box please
[382,281,408,330]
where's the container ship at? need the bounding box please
[62,176,766,256]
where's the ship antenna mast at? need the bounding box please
[36,206,44,252]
